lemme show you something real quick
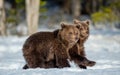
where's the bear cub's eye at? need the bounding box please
[69,32,73,35]
[75,32,78,35]
[80,27,83,30]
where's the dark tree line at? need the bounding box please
[45,0,112,16]
[5,0,113,16]
[0,0,119,36]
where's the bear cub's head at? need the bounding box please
[58,22,80,46]
[74,19,90,40]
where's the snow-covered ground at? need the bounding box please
[0,28,120,75]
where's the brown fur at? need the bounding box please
[69,19,96,68]
[22,23,80,69]
[71,19,90,57]
[23,32,56,68]
[23,20,95,69]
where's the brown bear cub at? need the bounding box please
[73,19,90,56]
[69,19,96,69]
[23,20,96,69]
[22,23,81,69]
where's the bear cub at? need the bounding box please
[22,23,80,68]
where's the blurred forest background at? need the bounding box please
[0,0,120,36]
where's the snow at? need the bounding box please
[0,28,120,75]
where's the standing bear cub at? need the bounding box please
[69,19,96,69]
[22,23,81,69]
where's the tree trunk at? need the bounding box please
[26,0,40,35]
[92,0,101,13]
[62,0,71,14]
[71,0,81,18]
[0,0,6,36]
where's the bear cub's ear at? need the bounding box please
[84,20,90,25]
[75,24,80,29]
[60,22,67,28]
[73,19,80,24]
